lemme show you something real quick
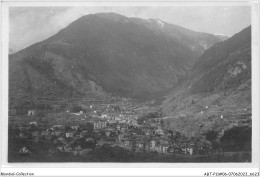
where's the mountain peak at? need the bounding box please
[88,12,128,22]
[147,18,167,28]
[9,13,223,102]
[214,34,229,41]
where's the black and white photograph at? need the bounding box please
[1,1,260,175]
[6,5,254,163]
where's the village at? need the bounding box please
[9,100,228,160]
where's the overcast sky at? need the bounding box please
[9,6,251,53]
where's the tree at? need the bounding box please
[220,126,251,152]
[85,122,94,132]
[65,126,72,132]
[172,131,182,142]
[70,105,82,113]
[137,111,163,125]
[204,130,218,142]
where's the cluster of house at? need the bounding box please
[11,99,252,159]
[17,122,96,156]
[114,122,200,155]
[86,111,138,129]
[14,103,216,157]
[16,115,216,156]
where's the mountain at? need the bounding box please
[215,34,229,41]
[9,12,223,105]
[162,26,251,136]
[137,18,225,56]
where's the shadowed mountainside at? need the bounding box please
[162,26,251,136]
[9,12,224,104]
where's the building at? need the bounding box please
[86,137,94,143]
[116,124,121,130]
[53,125,65,130]
[168,146,175,154]
[94,121,107,130]
[53,130,63,136]
[137,142,144,149]
[105,131,111,137]
[29,122,37,126]
[19,132,28,138]
[161,144,169,153]
[155,145,161,153]
[145,132,150,136]
[57,146,64,152]
[155,127,164,135]
[72,145,82,156]
[187,147,194,155]
[97,139,115,146]
[40,131,52,140]
[124,140,131,146]
[119,120,127,124]
[150,140,156,149]
[18,147,31,155]
[66,132,74,138]
[46,134,52,140]
[32,131,39,137]
[118,134,124,142]
[120,125,128,132]
[64,145,73,152]
[28,110,36,116]
[58,136,66,142]
[73,111,84,116]
[70,126,79,131]
[131,120,138,126]
[41,131,51,136]
[101,114,108,119]
[51,104,61,112]
[115,117,122,121]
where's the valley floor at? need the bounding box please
[8,97,251,162]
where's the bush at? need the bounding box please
[137,111,162,124]
[204,130,218,142]
[220,126,251,152]
[70,105,82,113]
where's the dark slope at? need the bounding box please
[190,26,251,93]
[162,26,251,135]
[9,12,222,104]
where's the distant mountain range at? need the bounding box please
[9,12,227,104]
[214,34,229,41]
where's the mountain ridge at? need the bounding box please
[9,12,226,105]
[161,26,251,136]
